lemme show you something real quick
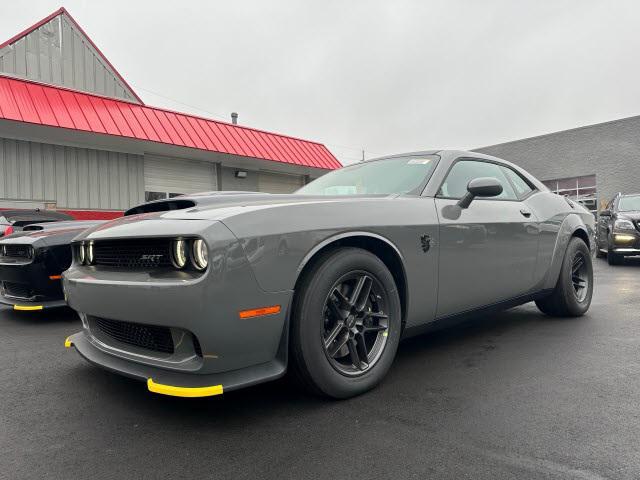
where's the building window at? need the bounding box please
[145,191,184,202]
[542,175,597,213]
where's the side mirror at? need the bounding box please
[599,210,611,217]
[457,177,503,209]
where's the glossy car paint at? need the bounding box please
[64,150,595,393]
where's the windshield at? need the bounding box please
[297,155,438,195]
[618,195,640,212]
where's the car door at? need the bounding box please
[434,158,540,317]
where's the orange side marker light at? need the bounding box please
[49,275,62,280]
[238,305,281,319]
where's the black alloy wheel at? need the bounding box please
[322,272,389,376]
[290,247,401,398]
[571,251,589,302]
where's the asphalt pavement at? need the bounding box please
[1,257,639,479]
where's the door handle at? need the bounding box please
[520,209,532,217]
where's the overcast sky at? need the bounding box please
[2,1,640,164]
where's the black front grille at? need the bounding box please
[94,317,175,354]
[2,281,33,299]
[1,244,32,259]
[93,238,173,269]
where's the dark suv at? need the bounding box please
[596,193,640,265]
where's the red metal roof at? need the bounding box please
[0,74,341,170]
[0,7,144,105]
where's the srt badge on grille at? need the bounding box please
[140,254,163,262]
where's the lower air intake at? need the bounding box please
[93,317,175,354]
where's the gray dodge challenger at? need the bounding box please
[64,150,595,399]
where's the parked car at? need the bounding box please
[596,193,640,265]
[0,209,74,237]
[63,150,595,399]
[0,193,258,311]
[0,221,106,310]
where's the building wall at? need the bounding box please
[220,166,259,191]
[475,116,640,207]
[0,12,139,103]
[0,137,144,210]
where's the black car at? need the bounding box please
[0,209,74,237]
[596,193,640,265]
[0,221,105,310]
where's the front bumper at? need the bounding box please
[63,220,292,395]
[0,256,65,307]
[65,331,286,396]
[610,231,640,255]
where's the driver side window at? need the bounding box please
[438,159,517,200]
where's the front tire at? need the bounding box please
[290,247,402,399]
[535,237,593,317]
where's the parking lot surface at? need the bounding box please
[1,258,639,479]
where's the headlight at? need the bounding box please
[78,243,86,264]
[614,219,635,230]
[171,240,187,268]
[191,239,208,271]
[86,242,94,265]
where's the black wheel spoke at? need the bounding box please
[366,312,388,320]
[364,324,388,333]
[347,338,365,370]
[355,334,369,367]
[324,323,344,349]
[353,276,373,312]
[572,254,585,273]
[327,331,349,358]
[333,288,350,308]
[570,252,590,302]
[327,294,346,321]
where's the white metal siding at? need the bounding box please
[0,12,139,102]
[0,137,144,209]
[144,156,217,194]
[257,171,304,193]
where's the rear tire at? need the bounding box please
[290,247,401,399]
[535,237,593,317]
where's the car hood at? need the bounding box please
[0,223,100,247]
[156,193,394,221]
[73,193,400,241]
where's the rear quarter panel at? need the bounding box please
[525,191,595,290]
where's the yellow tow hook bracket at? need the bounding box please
[147,378,223,398]
[64,337,73,348]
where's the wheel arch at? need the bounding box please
[543,214,593,290]
[571,226,590,248]
[293,232,408,325]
